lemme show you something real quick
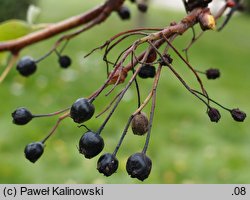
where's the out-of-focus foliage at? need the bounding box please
[0,0,37,22]
[245,0,250,13]
[0,20,32,41]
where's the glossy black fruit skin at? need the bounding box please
[59,55,71,68]
[126,152,152,181]
[79,131,104,159]
[207,107,221,122]
[97,153,118,176]
[138,65,156,79]
[24,142,44,163]
[70,98,95,123]
[12,107,33,125]
[117,6,131,20]
[16,56,37,77]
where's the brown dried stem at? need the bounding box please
[0,53,19,83]
[0,0,126,53]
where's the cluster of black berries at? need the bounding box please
[137,52,173,79]
[16,52,71,77]
[10,5,247,181]
[12,97,153,181]
[117,0,149,20]
[192,67,246,123]
[72,99,152,181]
[207,107,246,123]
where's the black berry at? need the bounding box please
[206,68,220,79]
[137,3,148,13]
[131,112,149,136]
[230,108,246,122]
[186,0,212,11]
[16,56,37,77]
[79,131,104,159]
[117,6,131,20]
[207,107,221,122]
[97,153,118,176]
[126,152,152,181]
[138,64,156,79]
[58,55,71,68]
[12,107,33,125]
[24,142,44,163]
[70,98,95,124]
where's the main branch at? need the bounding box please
[0,0,125,53]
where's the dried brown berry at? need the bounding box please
[131,112,149,135]
[146,50,157,63]
[230,108,246,122]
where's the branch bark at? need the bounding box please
[0,0,125,53]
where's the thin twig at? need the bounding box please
[142,65,162,153]
[0,53,19,83]
[41,112,70,143]
[32,107,70,118]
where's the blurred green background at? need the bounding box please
[0,0,249,183]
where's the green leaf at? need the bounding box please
[0,19,33,42]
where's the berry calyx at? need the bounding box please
[207,107,221,122]
[16,56,37,77]
[58,55,71,68]
[206,68,220,80]
[117,6,131,20]
[79,131,104,159]
[24,142,44,163]
[131,112,149,136]
[70,98,95,124]
[12,107,33,125]
[138,64,156,79]
[97,153,118,176]
[126,152,152,181]
[158,54,173,66]
[230,108,246,122]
